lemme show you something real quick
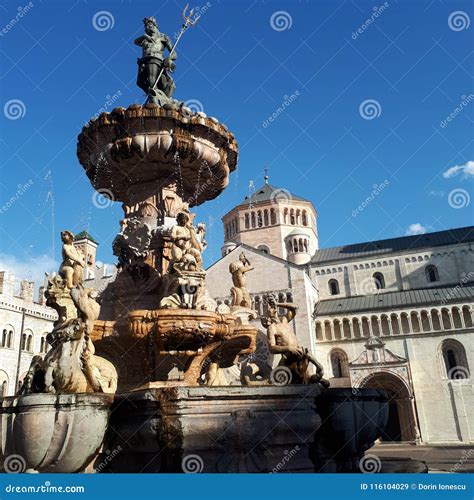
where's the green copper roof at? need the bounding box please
[238,183,311,207]
[74,230,98,244]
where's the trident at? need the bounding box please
[151,4,200,93]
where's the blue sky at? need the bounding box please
[0,0,472,284]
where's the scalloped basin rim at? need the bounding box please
[1,392,114,409]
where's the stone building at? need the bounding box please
[0,271,57,397]
[206,179,474,445]
[0,231,106,397]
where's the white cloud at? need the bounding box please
[442,160,474,179]
[0,253,57,294]
[406,223,427,236]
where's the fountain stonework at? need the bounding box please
[1,13,390,474]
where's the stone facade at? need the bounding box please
[207,181,474,445]
[0,271,57,397]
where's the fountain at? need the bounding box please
[0,12,390,474]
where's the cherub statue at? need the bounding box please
[169,212,204,272]
[59,230,85,289]
[229,253,254,308]
[135,16,177,105]
[261,293,329,387]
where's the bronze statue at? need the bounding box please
[135,16,177,106]
[262,293,329,387]
[229,253,253,308]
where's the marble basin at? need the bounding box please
[76,104,238,207]
[0,393,113,473]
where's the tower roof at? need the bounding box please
[238,183,311,208]
[74,230,98,244]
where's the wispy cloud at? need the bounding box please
[442,160,474,179]
[406,223,427,236]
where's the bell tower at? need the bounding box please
[73,231,98,279]
[221,175,318,263]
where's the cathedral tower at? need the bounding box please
[221,176,318,264]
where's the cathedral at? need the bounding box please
[205,178,474,446]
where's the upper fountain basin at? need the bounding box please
[77,103,238,207]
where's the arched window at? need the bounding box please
[373,272,385,289]
[257,245,270,254]
[290,209,296,225]
[330,349,349,378]
[1,329,7,348]
[270,208,276,225]
[257,211,263,227]
[21,334,27,351]
[26,334,33,352]
[263,209,269,226]
[302,210,308,226]
[426,265,439,283]
[251,212,256,228]
[244,213,250,229]
[328,279,339,296]
[440,339,469,380]
[0,380,6,397]
[1,328,13,348]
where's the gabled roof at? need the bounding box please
[312,226,474,265]
[237,183,311,208]
[314,283,474,316]
[74,230,98,244]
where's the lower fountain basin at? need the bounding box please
[0,392,113,473]
[311,388,389,472]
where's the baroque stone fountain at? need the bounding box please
[0,13,389,474]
